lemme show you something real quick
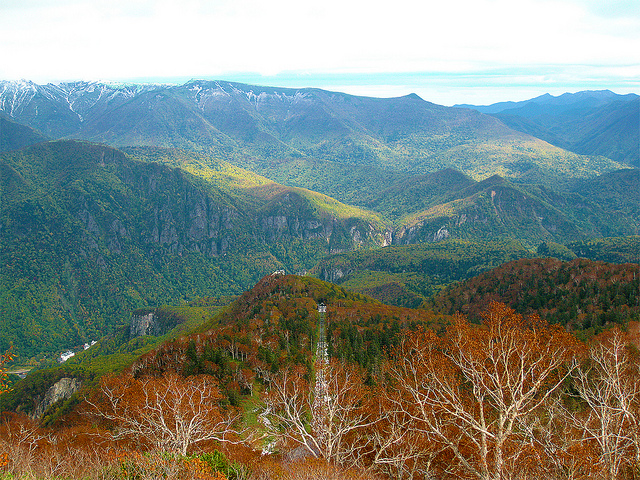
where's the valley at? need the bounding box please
[0,79,638,480]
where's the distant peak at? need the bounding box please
[1,79,37,89]
[404,93,423,101]
[478,173,508,186]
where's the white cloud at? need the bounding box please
[0,0,637,103]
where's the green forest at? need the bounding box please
[0,80,638,479]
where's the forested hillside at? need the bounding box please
[431,257,640,336]
[0,115,48,152]
[0,274,448,417]
[458,90,640,167]
[2,274,640,480]
[313,239,533,307]
[1,137,636,361]
[0,141,388,360]
[128,275,449,394]
[312,237,640,308]
[566,236,640,264]
[394,170,639,245]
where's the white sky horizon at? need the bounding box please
[1,0,638,106]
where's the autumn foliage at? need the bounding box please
[1,284,639,479]
[86,371,244,455]
[0,348,15,395]
[383,302,583,479]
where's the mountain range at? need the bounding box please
[0,79,639,480]
[0,80,631,185]
[456,90,639,168]
[0,79,638,360]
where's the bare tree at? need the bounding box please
[371,399,443,480]
[259,365,320,457]
[563,328,640,480]
[386,302,580,480]
[88,371,243,455]
[314,359,377,466]
[259,360,376,467]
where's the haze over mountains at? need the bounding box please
[0,79,638,359]
[455,90,639,168]
[0,80,631,181]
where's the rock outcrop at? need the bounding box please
[130,308,186,339]
[130,311,159,338]
[32,377,82,419]
[318,266,353,284]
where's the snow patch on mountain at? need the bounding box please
[0,80,37,116]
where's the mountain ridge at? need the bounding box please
[0,140,389,359]
[0,80,628,187]
[454,90,631,113]
[0,80,637,361]
[455,90,639,167]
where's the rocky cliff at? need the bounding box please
[130,311,160,338]
[129,307,193,339]
[31,377,82,419]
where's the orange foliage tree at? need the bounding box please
[385,302,581,480]
[562,327,640,480]
[0,348,16,395]
[87,371,244,456]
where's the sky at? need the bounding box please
[1,0,638,106]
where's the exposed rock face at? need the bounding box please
[50,145,391,267]
[139,175,240,257]
[382,231,393,247]
[433,227,450,242]
[257,191,389,250]
[318,267,353,283]
[130,309,186,339]
[394,222,424,244]
[260,215,331,242]
[32,377,82,419]
[130,311,159,338]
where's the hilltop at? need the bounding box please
[0,273,450,418]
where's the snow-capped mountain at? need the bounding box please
[0,79,632,183]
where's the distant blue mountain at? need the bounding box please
[455,90,629,114]
[455,91,639,167]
